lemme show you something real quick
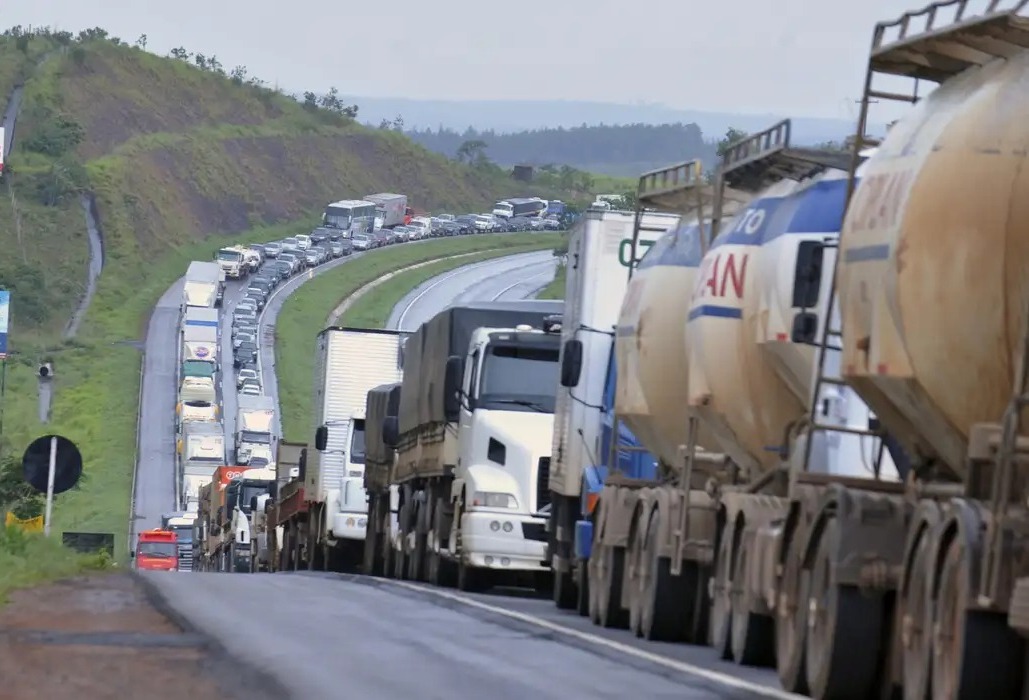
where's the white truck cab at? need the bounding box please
[448,322,561,573]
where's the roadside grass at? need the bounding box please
[336,249,554,329]
[276,233,562,439]
[536,263,566,300]
[3,217,320,554]
[0,526,113,605]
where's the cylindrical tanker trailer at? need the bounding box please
[776,3,1029,699]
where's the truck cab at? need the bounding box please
[448,321,561,575]
[160,512,198,571]
[133,529,179,571]
[314,412,369,542]
[223,467,277,572]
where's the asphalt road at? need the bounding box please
[133,280,185,534]
[2,84,22,155]
[386,250,556,331]
[144,571,784,700]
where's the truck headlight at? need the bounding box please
[471,491,519,509]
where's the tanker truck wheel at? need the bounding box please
[805,518,883,699]
[899,528,933,700]
[362,495,380,576]
[575,559,590,617]
[596,544,630,629]
[587,551,602,624]
[627,508,648,636]
[730,531,775,666]
[931,537,1023,700]
[638,508,690,642]
[775,529,810,694]
[710,520,736,660]
[381,508,395,578]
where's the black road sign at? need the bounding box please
[22,434,83,495]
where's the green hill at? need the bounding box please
[0,26,575,536]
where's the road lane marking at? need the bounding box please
[381,579,804,700]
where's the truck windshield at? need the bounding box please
[137,542,177,557]
[218,250,242,261]
[350,419,366,465]
[168,526,192,544]
[240,430,271,444]
[478,344,559,413]
[239,485,269,513]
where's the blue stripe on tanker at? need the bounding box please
[185,319,219,327]
[690,176,852,322]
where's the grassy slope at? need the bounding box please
[0,32,569,545]
[536,264,565,300]
[277,233,561,439]
[0,526,112,604]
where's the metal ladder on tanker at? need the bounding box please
[798,0,1029,484]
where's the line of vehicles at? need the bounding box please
[209,3,1029,698]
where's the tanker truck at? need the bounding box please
[761,5,1029,698]
[545,204,684,611]
[381,301,563,590]
[566,119,911,686]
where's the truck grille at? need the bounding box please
[178,546,194,572]
[536,457,551,512]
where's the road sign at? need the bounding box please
[22,434,83,535]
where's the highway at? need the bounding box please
[140,244,791,700]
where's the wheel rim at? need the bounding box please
[805,519,843,694]
[931,540,963,700]
[902,531,933,699]
[640,510,660,637]
[711,523,734,653]
[775,532,809,693]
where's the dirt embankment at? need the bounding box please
[0,573,284,700]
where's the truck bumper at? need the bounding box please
[331,512,368,540]
[461,511,548,571]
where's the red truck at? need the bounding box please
[133,529,179,571]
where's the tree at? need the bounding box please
[135,33,148,50]
[456,139,488,164]
[0,450,43,520]
[716,127,749,157]
[302,91,319,112]
[392,115,404,131]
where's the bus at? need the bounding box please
[492,197,548,219]
[322,200,378,236]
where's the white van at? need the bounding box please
[295,234,312,250]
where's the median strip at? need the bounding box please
[275,232,563,439]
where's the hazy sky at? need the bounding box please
[10,0,936,120]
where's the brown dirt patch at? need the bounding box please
[0,573,282,700]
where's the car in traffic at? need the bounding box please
[239,383,262,397]
[236,368,259,389]
[296,234,312,251]
[351,234,372,251]
[233,332,255,349]
[263,241,282,258]
[234,342,258,368]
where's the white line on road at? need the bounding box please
[381,580,805,700]
[490,268,555,301]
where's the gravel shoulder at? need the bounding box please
[0,573,285,700]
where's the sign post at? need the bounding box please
[0,290,10,443]
[44,436,57,536]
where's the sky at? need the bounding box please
[8,0,944,121]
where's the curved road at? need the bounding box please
[141,245,790,699]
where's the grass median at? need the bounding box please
[536,262,566,300]
[276,232,563,439]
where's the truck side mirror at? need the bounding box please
[314,425,328,451]
[382,416,399,448]
[560,339,583,387]
[792,240,824,309]
[443,355,463,421]
[250,495,259,511]
[790,311,819,344]
[298,448,307,481]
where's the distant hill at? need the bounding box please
[348,97,883,146]
[404,123,720,177]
